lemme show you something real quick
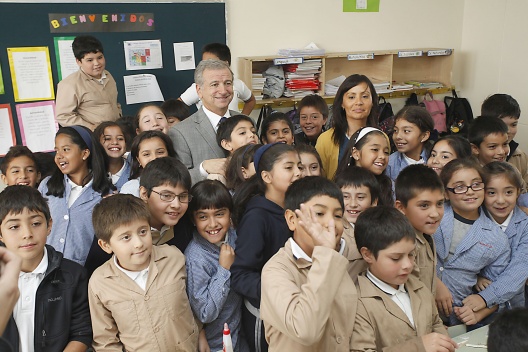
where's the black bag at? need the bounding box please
[377,97,396,153]
[378,96,394,125]
[255,104,274,134]
[444,90,474,136]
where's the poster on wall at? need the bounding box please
[16,101,58,153]
[0,104,16,156]
[49,13,155,33]
[7,47,55,102]
[124,39,163,70]
[343,0,380,12]
[173,42,195,71]
[54,36,78,81]
[123,74,164,105]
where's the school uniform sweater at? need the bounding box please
[385,149,428,182]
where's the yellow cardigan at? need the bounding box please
[315,128,340,180]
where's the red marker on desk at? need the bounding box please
[223,323,234,352]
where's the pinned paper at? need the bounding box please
[0,104,16,156]
[16,101,58,153]
[343,0,380,12]
[124,39,163,70]
[123,74,164,105]
[54,36,78,81]
[173,42,195,71]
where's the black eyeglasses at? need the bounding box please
[151,190,192,203]
[445,182,485,194]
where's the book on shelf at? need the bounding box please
[403,80,444,89]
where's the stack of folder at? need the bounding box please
[283,59,322,98]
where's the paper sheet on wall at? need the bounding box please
[0,104,16,156]
[7,47,55,102]
[54,37,78,81]
[343,0,380,12]
[16,101,58,152]
[124,39,163,70]
[173,42,195,71]
[123,74,164,105]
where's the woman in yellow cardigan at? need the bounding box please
[316,74,379,179]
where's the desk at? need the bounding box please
[453,325,489,351]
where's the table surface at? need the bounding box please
[453,325,489,352]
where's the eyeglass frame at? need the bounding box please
[150,189,193,203]
[445,181,485,194]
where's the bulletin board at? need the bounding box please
[0,2,226,146]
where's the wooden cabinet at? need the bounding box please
[238,48,454,108]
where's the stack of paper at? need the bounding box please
[324,75,346,96]
[392,82,414,91]
[252,73,266,91]
[283,59,321,98]
[404,80,444,89]
[371,78,393,94]
[278,42,325,57]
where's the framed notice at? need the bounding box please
[16,101,58,152]
[0,104,16,155]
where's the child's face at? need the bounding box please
[193,207,231,245]
[393,118,429,159]
[54,134,90,177]
[352,134,390,175]
[287,195,344,257]
[100,126,126,160]
[263,121,294,145]
[0,209,51,272]
[342,185,376,224]
[262,151,301,195]
[500,115,518,141]
[427,140,457,175]
[222,120,257,153]
[140,183,189,230]
[484,174,520,224]
[472,133,509,165]
[362,238,416,289]
[99,219,152,271]
[396,190,444,235]
[445,168,485,219]
[76,51,105,79]
[298,152,321,177]
[166,116,181,129]
[1,156,40,188]
[341,83,373,122]
[137,137,169,168]
[299,106,327,140]
[137,106,169,135]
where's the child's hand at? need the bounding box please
[454,305,480,325]
[219,243,235,270]
[462,294,486,312]
[435,278,454,317]
[295,204,338,250]
[475,276,492,292]
[421,332,457,352]
[203,158,227,176]
[198,329,211,352]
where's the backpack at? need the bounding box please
[377,97,396,153]
[422,92,447,133]
[444,89,474,136]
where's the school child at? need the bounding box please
[0,145,41,188]
[468,116,510,166]
[134,103,169,135]
[55,35,121,130]
[230,143,301,352]
[160,98,190,128]
[0,186,92,352]
[386,105,435,182]
[434,158,510,326]
[294,94,328,146]
[185,180,248,352]
[395,164,445,295]
[115,115,136,151]
[481,93,528,185]
[261,176,357,351]
[351,206,457,352]
[179,43,256,115]
[463,161,528,312]
[295,143,323,177]
[93,121,131,192]
[217,114,258,156]
[335,127,393,206]
[120,131,176,197]
[260,112,295,145]
[38,126,114,266]
[427,135,472,175]
[225,144,262,192]
[487,308,528,352]
[333,166,379,280]
[88,194,199,351]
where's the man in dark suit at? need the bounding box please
[169,59,236,184]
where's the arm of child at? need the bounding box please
[88,285,124,351]
[198,328,211,352]
[179,83,200,106]
[462,294,487,312]
[55,81,84,127]
[67,267,93,348]
[454,304,498,326]
[435,277,454,317]
[241,94,256,116]
[0,247,21,335]
[474,276,492,292]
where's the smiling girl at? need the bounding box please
[94,121,130,191]
[427,135,472,176]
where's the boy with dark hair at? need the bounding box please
[179,43,256,115]
[487,308,528,352]
[294,94,329,146]
[351,206,457,352]
[216,114,257,156]
[160,98,190,128]
[0,146,41,188]
[395,164,445,295]
[0,185,92,352]
[261,176,358,351]
[89,194,199,351]
[468,116,510,166]
[55,35,122,130]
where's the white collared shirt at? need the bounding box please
[14,249,48,352]
[110,160,127,185]
[402,153,425,166]
[289,237,346,263]
[492,210,514,232]
[199,106,232,178]
[367,269,415,327]
[114,256,150,291]
[67,178,93,208]
[81,68,107,85]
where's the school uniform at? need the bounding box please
[411,232,437,295]
[341,223,368,281]
[38,175,102,266]
[111,158,131,192]
[119,177,140,197]
[88,244,199,351]
[261,239,357,352]
[351,273,447,352]
[507,140,528,186]
[385,149,428,182]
